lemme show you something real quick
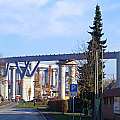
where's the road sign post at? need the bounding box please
[72,96,75,120]
[70,84,78,120]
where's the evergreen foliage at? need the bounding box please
[77,4,107,116]
[87,4,107,94]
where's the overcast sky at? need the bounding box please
[0,0,119,77]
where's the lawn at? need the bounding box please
[16,102,38,108]
[38,106,91,120]
[46,113,91,120]
[52,114,80,120]
[16,102,91,120]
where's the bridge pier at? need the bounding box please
[117,51,120,87]
[52,69,56,87]
[34,67,42,98]
[58,62,66,100]
[4,80,8,100]
[58,60,77,100]
[9,66,16,100]
[68,61,77,84]
[0,80,8,100]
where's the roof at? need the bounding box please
[103,88,120,97]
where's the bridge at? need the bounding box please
[0,51,120,101]
[0,51,118,62]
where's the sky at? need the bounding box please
[0,0,119,77]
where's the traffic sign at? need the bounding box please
[70,84,78,93]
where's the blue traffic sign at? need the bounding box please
[70,84,78,92]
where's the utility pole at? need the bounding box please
[101,48,104,120]
[94,50,100,120]
[94,50,96,120]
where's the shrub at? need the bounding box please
[48,99,68,112]
[68,97,82,113]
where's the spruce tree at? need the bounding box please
[87,4,107,94]
[77,5,107,118]
[87,5,107,119]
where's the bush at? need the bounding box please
[36,99,48,106]
[68,97,83,113]
[48,99,68,112]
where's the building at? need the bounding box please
[103,88,120,120]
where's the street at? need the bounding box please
[0,103,46,120]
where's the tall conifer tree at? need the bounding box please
[77,5,107,117]
[87,5,107,119]
[87,4,107,94]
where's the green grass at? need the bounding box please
[16,102,91,120]
[38,105,91,120]
[52,114,80,120]
[16,102,38,108]
[51,114,91,120]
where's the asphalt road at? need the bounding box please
[0,103,46,120]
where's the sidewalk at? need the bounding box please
[0,101,16,109]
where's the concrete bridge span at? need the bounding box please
[0,51,118,63]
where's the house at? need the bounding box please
[103,88,120,120]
